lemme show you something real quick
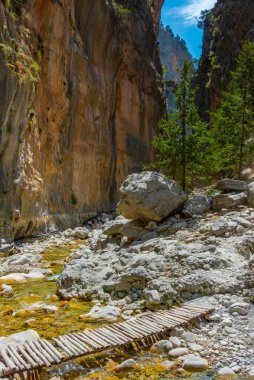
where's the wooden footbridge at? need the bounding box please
[0,303,213,378]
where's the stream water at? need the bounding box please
[0,241,250,380]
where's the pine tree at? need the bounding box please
[212,42,254,178]
[147,61,212,190]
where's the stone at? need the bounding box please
[161,360,175,370]
[117,171,187,222]
[120,220,146,240]
[103,217,131,236]
[217,367,235,376]
[213,193,247,211]
[229,302,250,316]
[169,336,181,348]
[216,179,247,192]
[151,340,173,354]
[188,343,203,352]
[182,356,209,371]
[248,367,254,377]
[81,305,121,321]
[144,289,161,305]
[73,227,89,239]
[221,318,233,327]
[181,332,197,343]
[114,359,136,371]
[249,255,254,270]
[1,284,14,298]
[204,219,237,236]
[0,272,45,282]
[241,168,254,182]
[247,181,254,207]
[168,347,188,358]
[183,195,212,217]
[0,330,40,349]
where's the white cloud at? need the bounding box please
[171,0,216,25]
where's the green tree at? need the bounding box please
[147,61,212,190]
[211,41,254,178]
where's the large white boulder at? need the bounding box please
[0,330,40,350]
[117,171,187,222]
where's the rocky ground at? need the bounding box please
[0,171,254,377]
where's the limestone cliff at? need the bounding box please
[196,0,254,120]
[0,0,164,240]
[159,23,191,83]
[158,23,192,109]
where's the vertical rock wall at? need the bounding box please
[0,0,165,239]
[196,0,254,120]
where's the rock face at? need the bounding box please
[158,23,191,109]
[212,193,247,211]
[117,171,188,222]
[196,0,254,119]
[0,0,164,240]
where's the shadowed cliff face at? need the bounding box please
[196,0,254,120]
[0,0,164,239]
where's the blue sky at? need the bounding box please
[161,0,217,58]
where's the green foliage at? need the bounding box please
[197,9,211,30]
[211,41,254,178]
[0,40,41,83]
[146,61,213,190]
[0,43,14,58]
[115,5,131,16]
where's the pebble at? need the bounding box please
[114,359,136,371]
[168,348,189,358]
[169,336,181,348]
[182,356,209,371]
[217,367,235,376]
[150,340,173,354]
[181,331,197,342]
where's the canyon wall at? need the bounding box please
[196,0,254,120]
[0,0,165,240]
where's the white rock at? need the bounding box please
[151,340,173,354]
[84,305,121,321]
[144,289,161,304]
[188,343,203,352]
[168,348,188,358]
[182,356,209,371]
[114,359,136,371]
[161,360,175,370]
[217,367,235,376]
[0,330,40,349]
[181,332,197,343]
[248,367,254,377]
[169,336,181,348]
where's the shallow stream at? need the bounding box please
[0,241,249,380]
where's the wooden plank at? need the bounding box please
[142,314,175,328]
[73,333,101,350]
[33,340,54,365]
[39,339,62,363]
[58,336,81,356]
[52,338,74,357]
[0,349,18,372]
[64,334,91,354]
[28,341,52,367]
[6,346,30,371]
[94,329,121,346]
[102,326,130,344]
[81,331,109,348]
[17,345,37,368]
[23,342,44,367]
[105,326,131,344]
[117,322,143,339]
